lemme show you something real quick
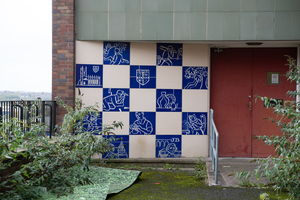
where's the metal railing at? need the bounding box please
[0,100,57,138]
[209,109,219,185]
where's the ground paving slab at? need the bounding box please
[206,157,270,187]
[101,157,271,187]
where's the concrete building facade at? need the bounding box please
[52,0,300,158]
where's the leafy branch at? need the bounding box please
[235,56,300,199]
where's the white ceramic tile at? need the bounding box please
[102,112,129,135]
[76,41,103,64]
[92,153,103,159]
[182,90,209,112]
[156,66,182,89]
[130,42,156,65]
[156,112,182,134]
[75,88,103,110]
[103,65,130,88]
[91,136,103,159]
[182,135,209,157]
[183,44,210,66]
[129,135,155,158]
[130,89,156,111]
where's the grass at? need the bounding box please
[92,158,290,200]
[107,169,289,200]
[107,170,207,200]
[194,156,207,181]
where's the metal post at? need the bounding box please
[35,103,39,123]
[53,101,57,136]
[45,103,53,139]
[0,106,2,123]
[42,101,45,124]
[209,109,213,158]
[210,109,220,186]
[10,101,13,119]
[215,131,219,185]
[26,101,31,131]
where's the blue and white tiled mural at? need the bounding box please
[76,64,103,88]
[183,67,208,90]
[129,112,155,135]
[82,112,102,135]
[103,42,130,65]
[156,89,182,112]
[102,135,129,159]
[130,65,156,88]
[76,42,209,158]
[103,88,130,112]
[157,43,182,66]
[156,135,181,158]
[182,112,207,135]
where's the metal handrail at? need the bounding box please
[209,109,219,185]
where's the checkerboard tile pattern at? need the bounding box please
[75,41,210,158]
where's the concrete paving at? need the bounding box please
[102,157,199,168]
[206,157,270,187]
[98,157,271,188]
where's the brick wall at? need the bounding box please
[52,0,75,125]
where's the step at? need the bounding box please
[92,157,204,169]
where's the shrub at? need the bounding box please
[235,56,300,199]
[0,96,123,199]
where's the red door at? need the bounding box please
[210,48,297,157]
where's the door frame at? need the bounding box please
[209,47,299,157]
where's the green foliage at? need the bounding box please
[234,170,256,187]
[162,163,175,170]
[236,56,300,199]
[161,163,180,170]
[194,157,207,180]
[260,192,270,200]
[0,96,123,199]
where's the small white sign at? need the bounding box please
[271,74,279,84]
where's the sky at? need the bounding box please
[0,0,52,93]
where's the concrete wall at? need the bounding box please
[75,0,300,41]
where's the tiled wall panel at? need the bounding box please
[76,41,210,158]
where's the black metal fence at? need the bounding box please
[0,101,57,138]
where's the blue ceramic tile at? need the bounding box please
[76,64,103,88]
[103,88,130,112]
[156,43,183,66]
[156,135,181,158]
[103,42,130,65]
[82,112,102,135]
[129,112,155,135]
[130,65,156,88]
[182,112,207,135]
[156,89,182,112]
[102,135,129,159]
[182,66,208,89]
